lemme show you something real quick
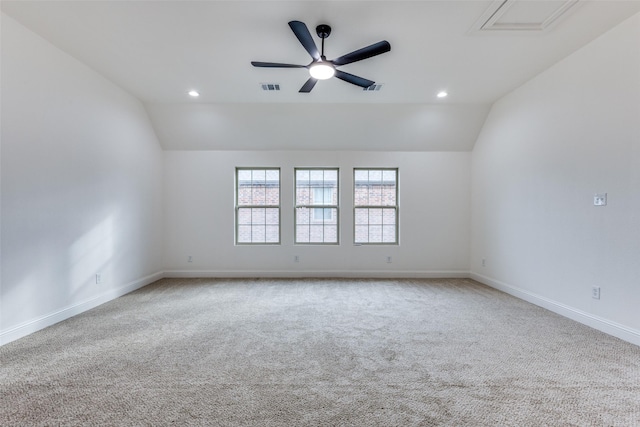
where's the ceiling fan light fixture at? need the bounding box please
[251,20,390,92]
[309,62,335,80]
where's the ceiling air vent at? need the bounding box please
[363,84,383,91]
[471,0,580,32]
[260,83,280,91]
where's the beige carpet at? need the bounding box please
[1,278,639,426]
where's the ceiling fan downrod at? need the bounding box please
[316,24,331,59]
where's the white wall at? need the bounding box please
[471,13,640,345]
[0,14,164,344]
[164,150,470,277]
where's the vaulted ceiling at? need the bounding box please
[3,1,639,151]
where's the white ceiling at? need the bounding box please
[3,0,640,151]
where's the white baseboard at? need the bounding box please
[164,269,470,279]
[470,272,640,347]
[7,270,636,348]
[0,271,164,346]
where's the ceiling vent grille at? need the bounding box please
[471,0,580,32]
[261,83,280,91]
[363,84,383,91]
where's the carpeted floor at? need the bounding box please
[1,278,639,426]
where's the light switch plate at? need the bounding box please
[594,193,607,206]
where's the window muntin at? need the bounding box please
[354,168,398,244]
[295,168,339,244]
[236,168,280,244]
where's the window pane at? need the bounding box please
[237,169,251,182]
[266,169,279,182]
[369,208,383,225]
[296,225,310,243]
[330,186,338,205]
[368,186,382,205]
[311,187,333,206]
[309,225,324,243]
[252,186,266,205]
[252,169,266,184]
[296,169,309,185]
[354,186,368,205]
[320,188,327,205]
[355,208,368,225]
[313,207,336,222]
[383,225,396,243]
[382,186,396,206]
[237,208,251,225]
[355,225,368,243]
[383,208,396,225]
[369,225,383,243]
[266,208,279,225]
[237,225,252,243]
[324,169,337,183]
[369,170,382,183]
[251,208,265,224]
[382,169,396,184]
[252,225,265,242]
[324,225,338,243]
[265,187,279,206]
[296,207,310,225]
[354,169,368,182]
[265,226,279,243]
[313,207,324,221]
[310,169,324,183]
[296,187,310,205]
[324,208,336,222]
[238,186,252,205]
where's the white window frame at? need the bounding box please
[294,168,339,245]
[235,167,281,245]
[353,168,399,245]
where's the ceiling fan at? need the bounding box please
[251,20,391,93]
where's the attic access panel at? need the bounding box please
[471,0,580,32]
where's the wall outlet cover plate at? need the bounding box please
[594,193,607,206]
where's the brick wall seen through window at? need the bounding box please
[354,168,398,244]
[236,168,280,244]
[295,168,339,244]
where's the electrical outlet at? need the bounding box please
[294,255,299,263]
[95,273,102,284]
[482,258,486,267]
[594,193,607,206]
[188,255,193,263]
[386,256,392,263]
[592,286,601,299]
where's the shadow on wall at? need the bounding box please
[2,213,118,333]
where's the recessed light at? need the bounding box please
[188,90,200,97]
[437,91,448,98]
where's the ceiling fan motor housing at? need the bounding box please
[316,24,331,39]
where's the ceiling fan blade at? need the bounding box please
[334,70,374,89]
[251,61,306,68]
[299,77,318,93]
[332,41,391,66]
[288,21,321,61]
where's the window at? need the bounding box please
[313,188,333,220]
[295,168,338,244]
[354,168,398,244]
[236,168,280,244]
